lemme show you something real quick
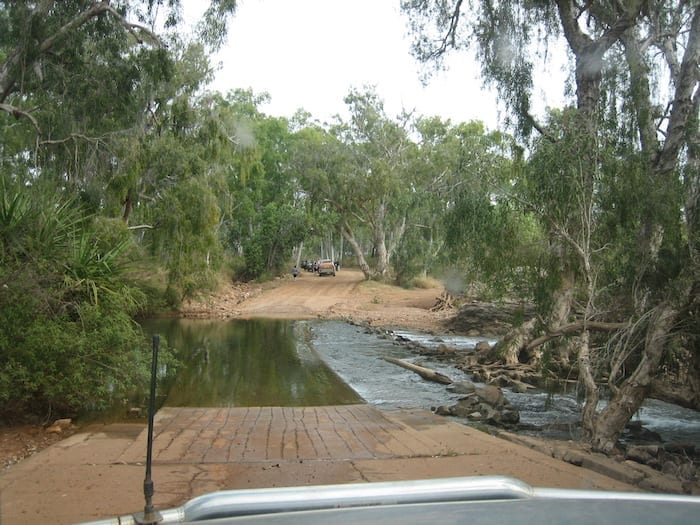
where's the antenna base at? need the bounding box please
[133,508,163,524]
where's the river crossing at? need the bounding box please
[138,318,700,447]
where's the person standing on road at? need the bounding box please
[292,265,299,280]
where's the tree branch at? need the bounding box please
[37,2,160,56]
[1,1,161,106]
[653,7,700,177]
[524,112,557,142]
[428,0,464,59]
[0,102,40,132]
[38,133,106,146]
[526,320,628,351]
[556,0,645,61]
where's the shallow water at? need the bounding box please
[140,317,361,407]
[309,321,700,446]
[309,321,472,410]
[136,318,699,446]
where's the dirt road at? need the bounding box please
[182,268,452,333]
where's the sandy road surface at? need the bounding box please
[238,268,366,317]
[182,268,452,332]
[0,407,643,525]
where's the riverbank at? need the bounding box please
[1,270,443,471]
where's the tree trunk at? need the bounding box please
[578,330,600,437]
[587,8,700,454]
[295,241,303,268]
[385,215,407,267]
[526,320,627,351]
[651,373,700,412]
[374,231,389,276]
[122,188,133,224]
[555,2,650,451]
[373,202,390,277]
[548,269,575,330]
[492,318,537,366]
[493,262,578,365]
[341,221,370,279]
[590,304,677,453]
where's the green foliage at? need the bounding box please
[445,189,545,298]
[402,0,559,138]
[63,231,134,305]
[521,106,688,312]
[0,1,241,422]
[0,0,694,454]
[392,228,426,287]
[0,179,31,258]
[242,203,309,279]
[0,181,155,421]
[194,0,239,51]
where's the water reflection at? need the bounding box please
[136,318,699,446]
[140,318,362,407]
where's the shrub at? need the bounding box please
[0,183,163,422]
[411,275,443,289]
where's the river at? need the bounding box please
[138,318,700,447]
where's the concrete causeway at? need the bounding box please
[120,405,449,464]
[0,405,637,524]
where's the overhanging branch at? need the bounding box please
[526,320,628,351]
[2,1,161,105]
[428,0,464,59]
[524,112,557,142]
[0,102,40,132]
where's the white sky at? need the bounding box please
[184,0,568,129]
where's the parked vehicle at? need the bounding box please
[317,259,336,276]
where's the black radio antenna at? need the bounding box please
[134,334,163,524]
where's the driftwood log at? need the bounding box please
[382,357,453,384]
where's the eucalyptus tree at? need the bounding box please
[288,121,351,264]
[111,41,218,224]
[201,89,309,279]
[0,1,238,287]
[0,1,238,418]
[0,0,237,234]
[406,117,526,290]
[391,116,451,283]
[0,1,236,168]
[327,87,415,279]
[402,1,700,451]
[289,88,411,279]
[96,42,239,299]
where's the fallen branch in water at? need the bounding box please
[382,357,453,385]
